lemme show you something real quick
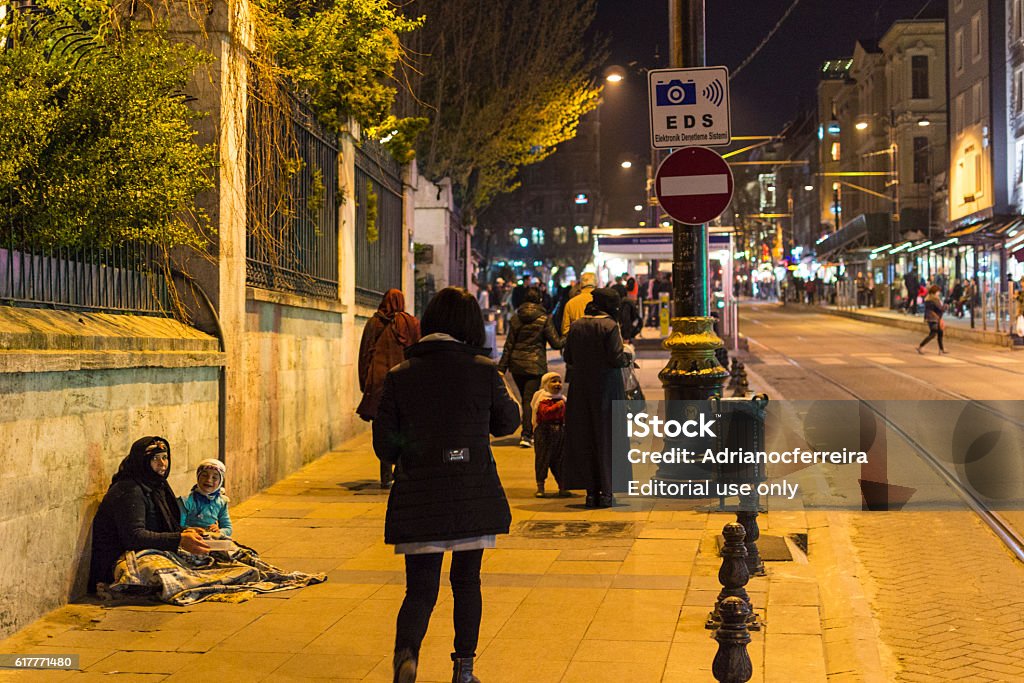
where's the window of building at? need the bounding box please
[955,29,964,74]
[913,137,929,184]
[1016,69,1024,113]
[911,56,929,99]
[552,226,567,244]
[531,227,545,246]
[1017,142,1024,185]
[972,81,983,123]
[574,225,589,243]
[971,13,982,62]
[955,93,966,134]
[830,141,841,161]
[960,145,984,203]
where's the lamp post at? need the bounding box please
[659,0,729,401]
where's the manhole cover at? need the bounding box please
[516,520,635,539]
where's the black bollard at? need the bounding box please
[737,493,766,577]
[727,358,740,390]
[706,522,759,630]
[713,597,754,683]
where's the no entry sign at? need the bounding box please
[654,146,734,225]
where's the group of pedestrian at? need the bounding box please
[497,277,634,506]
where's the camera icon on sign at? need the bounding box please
[655,79,697,106]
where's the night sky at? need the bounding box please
[593,0,944,223]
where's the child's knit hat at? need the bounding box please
[196,458,225,487]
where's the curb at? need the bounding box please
[784,304,1014,347]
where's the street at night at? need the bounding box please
[4,0,1024,681]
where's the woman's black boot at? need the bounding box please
[393,648,417,683]
[584,490,599,508]
[452,656,480,683]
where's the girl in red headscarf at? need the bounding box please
[358,289,421,485]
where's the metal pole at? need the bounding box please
[659,0,729,403]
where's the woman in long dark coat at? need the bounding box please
[358,289,420,486]
[373,287,520,683]
[561,288,630,508]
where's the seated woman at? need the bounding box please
[89,436,209,592]
[90,436,326,605]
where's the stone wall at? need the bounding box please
[0,309,222,638]
[239,290,366,493]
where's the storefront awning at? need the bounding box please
[947,216,1023,240]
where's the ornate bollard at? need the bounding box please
[727,358,740,390]
[731,365,749,397]
[713,597,754,683]
[706,522,759,630]
[737,493,766,577]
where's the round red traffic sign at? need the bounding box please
[654,146,734,225]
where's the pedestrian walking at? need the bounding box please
[358,289,420,487]
[561,288,631,509]
[373,287,519,683]
[949,279,964,318]
[613,280,643,343]
[917,284,948,355]
[531,371,570,498]
[561,271,596,335]
[498,287,565,448]
[904,269,920,314]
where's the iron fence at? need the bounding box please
[0,238,171,315]
[354,138,404,307]
[246,82,339,300]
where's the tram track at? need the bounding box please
[745,330,1024,565]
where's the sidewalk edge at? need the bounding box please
[809,510,898,682]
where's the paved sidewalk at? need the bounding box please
[0,418,852,682]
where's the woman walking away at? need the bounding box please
[373,287,520,683]
[561,288,631,509]
[917,284,948,355]
[531,371,570,498]
[358,289,420,487]
[498,287,564,448]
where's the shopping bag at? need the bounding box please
[621,364,641,393]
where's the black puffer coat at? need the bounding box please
[498,302,564,376]
[373,339,520,545]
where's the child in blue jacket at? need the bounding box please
[179,459,232,536]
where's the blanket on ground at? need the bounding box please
[108,539,326,605]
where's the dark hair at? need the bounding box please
[421,287,486,347]
[524,287,542,304]
[626,276,636,290]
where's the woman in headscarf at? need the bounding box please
[89,436,209,591]
[358,289,421,486]
[560,288,631,508]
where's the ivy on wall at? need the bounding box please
[365,181,379,244]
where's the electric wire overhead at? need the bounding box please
[730,0,803,81]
